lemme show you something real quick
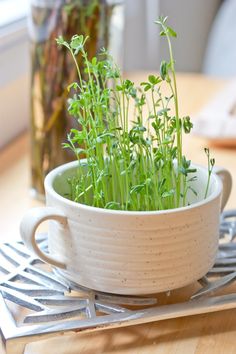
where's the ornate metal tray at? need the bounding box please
[1,210,236,354]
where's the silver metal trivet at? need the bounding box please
[1,210,236,354]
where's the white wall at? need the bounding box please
[124,0,222,72]
[203,0,236,77]
[0,21,30,149]
[160,0,222,72]
[124,0,160,71]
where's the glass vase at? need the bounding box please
[28,0,124,198]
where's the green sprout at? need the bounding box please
[57,17,213,211]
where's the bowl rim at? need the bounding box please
[44,160,222,216]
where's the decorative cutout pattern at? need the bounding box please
[1,210,236,354]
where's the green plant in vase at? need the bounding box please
[30,0,120,197]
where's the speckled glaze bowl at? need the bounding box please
[20,161,232,295]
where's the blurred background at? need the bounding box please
[0,0,235,185]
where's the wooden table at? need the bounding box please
[1,73,236,354]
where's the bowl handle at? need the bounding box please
[20,207,67,269]
[214,166,232,211]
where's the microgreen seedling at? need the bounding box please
[204,147,215,198]
[57,16,213,211]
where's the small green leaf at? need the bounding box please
[183,116,193,133]
[167,26,177,38]
[140,82,152,92]
[70,35,88,54]
[162,189,175,198]
[144,84,152,92]
[160,30,166,36]
[160,61,168,80]
[56,36,67,46]
[179,166,187,176]
[132,126,146,132]
[187,168,197,174]
[105,202,121,210]
[71,129,87,141]
[130,184,145,194]
[74,148,86,156]
[91,57,97,65]
[62,143,71,149]
[116,85,123,91]
[67,82,79,92]
[148,75,161,85]
[210,158,215,167]
[148,75,156,84]
[158,178,166,190]
[144,178,152,186]
[156,108,170,116]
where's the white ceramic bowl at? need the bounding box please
[20,161,232,295]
